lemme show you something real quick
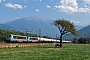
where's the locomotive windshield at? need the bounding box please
[6,34,11,38]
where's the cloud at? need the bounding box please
[4,3,23,9]
[0,0,5,3]
[51,0,53,1]
[0,0,2,2]
[3,0,5,1]
[47,5,50,8]
[33,0,35,1]
[54,0,78,13]
[40,0,42,2]
[78,8,89,13]
[36,9,39,12]
[83,0,90,5]
[71,20,80,24]
[33,0,42,2]
[24,5,26,8]
[54,0,90,14]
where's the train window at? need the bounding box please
[6,34,11,38]
[16,36,26,39]
[30,37,38,40]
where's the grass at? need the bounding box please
[0,44,90,60]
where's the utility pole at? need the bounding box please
[39,29,41,37]
[26,29,32,41]
[39,29,41,44]
[26,29,28,35]
[56,34,57,43]
[26,29,31,35]
[26,29,28,42]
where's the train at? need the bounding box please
[6,34,38,42]
[5,34,72,43]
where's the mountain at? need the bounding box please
[63,24,90,40]
[75,25,83,30]
[2,16,87,39]
[4,16,59,37]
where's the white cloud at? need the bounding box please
[51,0,53,1]
[33,0,37,1]
[0,0,5,3]
[24,5,26,8]
[33,0,35,1]
[47,5,50,8]
[36,9,39,12]
[3,0,5,1]
[4,3,23,9]
[78,8,89,13]
[40,0,42,2]
[83,0,90,5]
[71,20,80,24]
[54,0,78,13]
[54,0,90,14]
[33,0,41,2]
[0,0,2,2]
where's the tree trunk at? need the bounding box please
[60,33,63,47]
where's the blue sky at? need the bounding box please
[0,0,90,26]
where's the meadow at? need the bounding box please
[0,44,90,60]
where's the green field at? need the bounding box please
[0,44,90,60]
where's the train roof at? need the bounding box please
[7,34,27,37]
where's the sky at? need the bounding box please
[0,0,90,26]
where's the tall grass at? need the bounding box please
[0,44,90,60]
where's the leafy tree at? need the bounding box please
[53,18,77,47]
[84,38,90,43]
[78,37,85,43]
[78,37,90,44]
[72,38,78,44]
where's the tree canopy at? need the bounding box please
[53,18,77,36]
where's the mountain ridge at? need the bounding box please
[0,16,88,39]
[3,16,59,37]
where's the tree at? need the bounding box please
[78,37,84,43]
[78,37,90,44]
[72,38,78,44]
[53,18,77,47]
